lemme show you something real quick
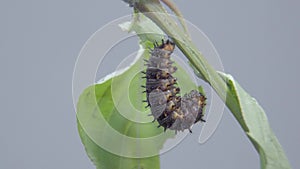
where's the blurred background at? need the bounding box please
[1,0,299,169]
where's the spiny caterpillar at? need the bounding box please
[142,39,206,133]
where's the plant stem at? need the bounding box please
[133,1,246,129]
[160,0,190,38]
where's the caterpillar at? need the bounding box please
[142,39,206,133]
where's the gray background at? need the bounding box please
[1,0,299,169]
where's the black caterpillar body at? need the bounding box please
[142,40,206,133]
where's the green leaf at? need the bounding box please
[76,52,164,169]
[218,72,291,169]
[76,13,202,167]
[77,50,200,168]
[76,11,168,169]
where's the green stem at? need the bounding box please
[160,0,190,38]
[133,0,246,129]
